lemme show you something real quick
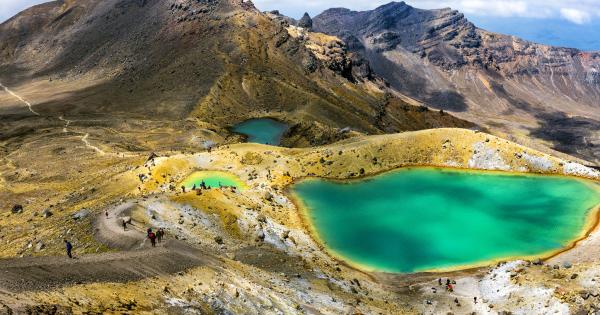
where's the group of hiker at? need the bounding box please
[182,180,211,193]
[147,228,165,247]
[434,278,481,307]
[64,230,166,257]
[182,180,237,194]
[64,213,169,258]
[437,278,455,292]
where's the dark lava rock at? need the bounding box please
[571,273,578,279]
[42,209,53,218]
[214,236,224,244]
[11,204,23,214]
[147,152,158,162]
[302,54,318,73]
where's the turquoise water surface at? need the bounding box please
[232,118,288,145]
[293,168,600,273]
[181,171,246,190]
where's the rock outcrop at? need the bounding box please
[297,12,313,30]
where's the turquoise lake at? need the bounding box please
[181,171,246,190]
[232,118,289,145]
[292,168,600,273]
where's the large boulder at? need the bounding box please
[72,208,90,221]
[35,241,45,252]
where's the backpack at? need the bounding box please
[149,232,156,240]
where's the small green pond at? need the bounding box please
[181,171,246,190]
[232,118,289,145]
[292,168,600,273]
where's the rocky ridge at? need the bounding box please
[313,1,600,164]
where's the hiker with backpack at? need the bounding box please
[148,230,157,247]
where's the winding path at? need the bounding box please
[0,202,221,293]
[0,81,39,116]
[0,81,111,156]
[81,133,106,155]
[58,115,71,133]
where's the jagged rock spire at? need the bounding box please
[298,12,313,30]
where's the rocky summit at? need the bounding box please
[1,1,600,314]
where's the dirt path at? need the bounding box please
[0,81,40,116]
[0,202,222,293]
[58,115,71,133]
[0,81,110,156]
[81,133,106,155]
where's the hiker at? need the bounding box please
[148,231,157,247]
[105,210,109,218]
[446,283,454,292]
[182,185,186,193]
[157,228,163,243]
[147,228,153,236]
[201,181,207,189]
[192,184,196,190]
[122,219,127,231]
[64,239,73,259]
[438,278,442,286]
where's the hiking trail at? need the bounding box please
[0,81,40,116]
[0,202,221,294]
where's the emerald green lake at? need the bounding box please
[181,171,246,190]
[232,118,288,145]
[292,168,600,273]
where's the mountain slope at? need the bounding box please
[313,1,600,164]
[0,0,472,146]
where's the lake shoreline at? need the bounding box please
[288,166,600,275]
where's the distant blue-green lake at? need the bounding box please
[292,168,600,273]
[232,118,288,145]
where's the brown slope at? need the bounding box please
[0,0,473,147]
[313,1,600,164]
